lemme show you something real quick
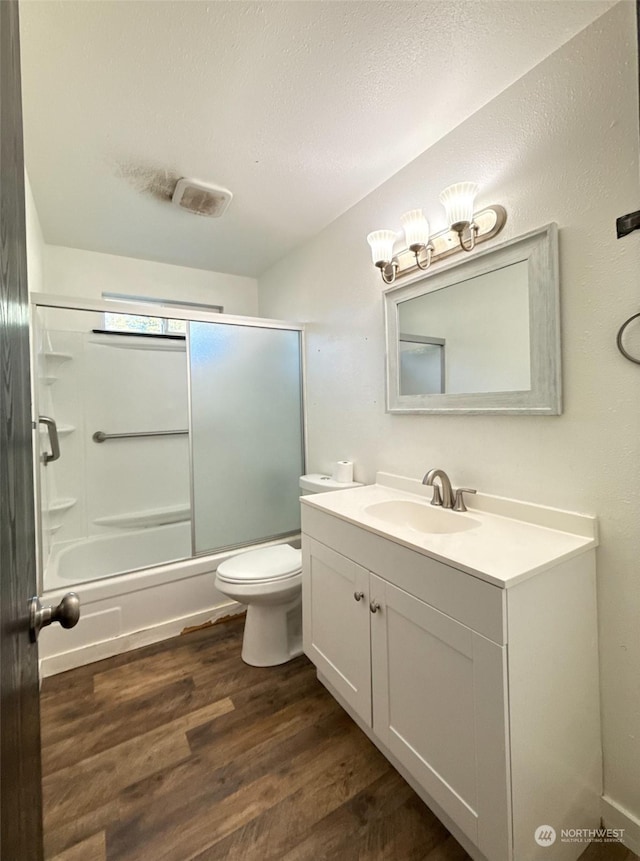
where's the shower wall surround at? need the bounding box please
[35,309,190,563]
[257,4,640,850]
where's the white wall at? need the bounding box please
[41,244,259,316]
[25,170,44,294]
[259,1,640,837]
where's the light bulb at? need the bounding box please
[367,230,397,266]
[439,182,479,231]
[400,210,430,250]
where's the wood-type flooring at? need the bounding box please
[40,616,638,861]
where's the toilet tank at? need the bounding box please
[299,473,363,495]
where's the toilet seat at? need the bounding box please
[216,570,301,588]
[216,545,302,586]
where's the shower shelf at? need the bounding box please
[46,498,77,537]
[93,504,191,529]
[44,351,73,362]
[47,498,77,515]
[39,351,73,385]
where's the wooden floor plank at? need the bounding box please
[203,769,414,861]
[40,618,638,861]
[42,677,197,773]
[50,830,106,861]
[279,774,451,861]
[43,697,233,830]
[107,710,367,861]
[90,627,243,705]
[115,687,339,825]
[44,800,119,860]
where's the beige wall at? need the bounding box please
[41,244,259,316]
[259,1,640,835]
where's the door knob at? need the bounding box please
[370,600,381,614]
[353,591,365,602]
[29,592,80,642]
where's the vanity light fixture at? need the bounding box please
[366,230,399,284]
[400,210,434,271]
[439,182,479,252]
[367,183,507,285]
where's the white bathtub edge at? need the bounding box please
[39,599,244,678]
[42,532,301,602]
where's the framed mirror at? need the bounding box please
[384,223,560,415]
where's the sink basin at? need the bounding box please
[364,500,480,534]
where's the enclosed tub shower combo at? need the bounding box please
[31,294,305,675]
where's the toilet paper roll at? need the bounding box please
[332,461,354,483]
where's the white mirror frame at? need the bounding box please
[384,223,561,415]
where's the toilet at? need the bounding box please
[215,473,362,667]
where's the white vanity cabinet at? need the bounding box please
[304,535,510,861]
[301,486,601,861]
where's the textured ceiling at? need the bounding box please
[20,0,615,278]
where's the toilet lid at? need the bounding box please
[216,545,302,583]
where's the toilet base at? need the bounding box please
[241,595,303,667]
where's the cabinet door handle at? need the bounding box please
[353,591,365,602]
[370,600,381,614]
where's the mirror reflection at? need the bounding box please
[397,260,531,396]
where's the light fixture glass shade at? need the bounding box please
[367,229,397,265]
[400,210,430,249]
[439,182,479,230]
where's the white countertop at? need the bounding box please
[300,472,598,588]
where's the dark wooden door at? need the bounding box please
[0,1,44,859]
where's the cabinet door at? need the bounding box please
[302,537,372,726]
[371,575,511,861]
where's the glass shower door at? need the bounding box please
[188,320,304,554]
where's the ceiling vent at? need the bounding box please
[171,178,233,218]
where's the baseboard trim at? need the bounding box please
[39,601,244,678]
[601,794,640,855]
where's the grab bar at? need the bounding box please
[92,429,188,444]
[39,417,61,465]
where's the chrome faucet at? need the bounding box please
[422,468,477,512]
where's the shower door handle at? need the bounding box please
[38,416,60,465]
[28,592,80,642]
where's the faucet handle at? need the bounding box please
[453,487,477,512]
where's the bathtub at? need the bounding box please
[39,525,300,678]
[46,521,193,589]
